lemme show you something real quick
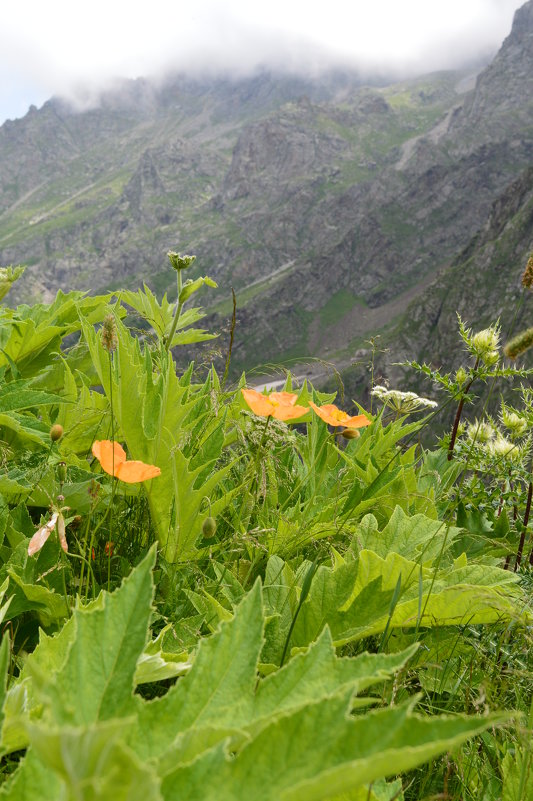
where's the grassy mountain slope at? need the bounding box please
[1,2,533,380]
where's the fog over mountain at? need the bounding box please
[1,0,532,397]
[0,0,523,124]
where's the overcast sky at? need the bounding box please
[0,0,524,125]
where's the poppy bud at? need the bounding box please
[56,461,67,484]
[202,517,217,539]
[341,428,360,440]
[50,424,63,441]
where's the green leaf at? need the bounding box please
[178,276,217,305]
[130,581,264,760]
[161,697,510,801]
[27,720,163,801]
[352,507,459,566]
[30,547,156,725]
[7,572,69,628]
[0,748,63,800]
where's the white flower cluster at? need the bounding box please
[371,385,438,414]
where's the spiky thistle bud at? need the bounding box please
[50,424,63,441]
[521,253,533,290]
[466,420,495,444]
[455,367,467,386]
[501,408,528,438]
[488,435,516,460]
[471,327,500,366]
[504,327,533,360]
[101,314,118,353]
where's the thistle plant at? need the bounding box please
[410,316,532,462]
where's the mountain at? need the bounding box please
[1,1,533,385]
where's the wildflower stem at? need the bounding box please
[108,355,114,592]
[165,268,184,352]
[515,479,532,571]
[221,287,237,389]
[447,357,479,461]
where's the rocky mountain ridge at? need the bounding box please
[1,1,533,385]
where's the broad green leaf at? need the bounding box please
[178,276,217,305]
[131,581,264,760]
[0,748,64,800]
[30,547,156,725]
[27,720,163,801]
[502,748,533,801]
[352,507,460,566]
[161,697,510,801]
[0,381,66,413]
[248,629,418,736]
[7,572,68,627]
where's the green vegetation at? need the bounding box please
[0,257,531,800]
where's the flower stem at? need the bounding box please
[516,480,532,571]
[447,358,479,461]
[166,269,184,352]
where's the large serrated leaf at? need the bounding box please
[161,697,510,801]
[29,547,156,725]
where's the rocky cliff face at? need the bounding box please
[1,2,533,382]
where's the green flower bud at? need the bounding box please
[455,367,467,386]
[501,409,528,437]
[167,252,196,272]
[202,516,217,540]
[341,428,360,440]
[471,327,500,366]
[0,265,25,302]
[56,461,67,484]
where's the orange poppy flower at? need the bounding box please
[241,388,308,421]
[309,401,371,429]
[92,441,161,483]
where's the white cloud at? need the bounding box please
[0,0,524,122]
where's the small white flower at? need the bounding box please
[371,386,437,414]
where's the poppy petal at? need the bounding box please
[269,391,299,406]
[310,401,371,428]
[115,460,161,483]
[28,512,59,556]
[343,414,372,429]
[92,440,127,476]
[57,513,68,553]
[273,404,309,421]
[241,388,274,417]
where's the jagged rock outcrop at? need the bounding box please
[1,2,533,376]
